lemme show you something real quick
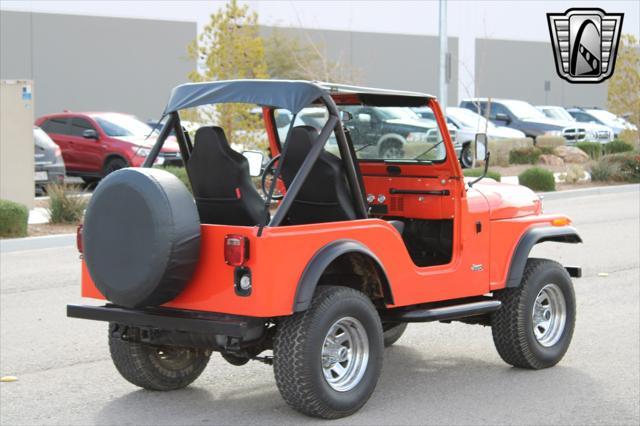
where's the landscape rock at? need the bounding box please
[553,146,589,164]
[538,154,564,166]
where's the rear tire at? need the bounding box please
[491,258,576,369]
[109,324,210,390]
[383,323,408,347]
[273,286,384,419]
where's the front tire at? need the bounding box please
[103,157,128,177]
[109,324,211,391]
[460,144,473,168]
[491,258,576,369]
[273,286,384,419]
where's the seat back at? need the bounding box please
[281,126,356,224]
[187,126,266,225]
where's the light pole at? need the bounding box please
[439,0,448,107]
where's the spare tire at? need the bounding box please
[83,168,200,308]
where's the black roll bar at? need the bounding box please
[142,112,177,168]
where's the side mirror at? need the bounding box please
[357,113,371,123]
[494,113,511,124]
[339,110,353,122]
[468,133,490,188]
[83,129,98,140]
[242,150,264,177]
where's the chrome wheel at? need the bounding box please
[532,283,567,347]
[321,317,369,392]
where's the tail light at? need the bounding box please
[54,145,62,158]
[76,224,84,253]
[224,234,248,266]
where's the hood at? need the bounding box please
[467,178,542,220]
[115,135,180,152]
[521,117,579,128]
[488,126,526,138]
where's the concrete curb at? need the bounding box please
[1,233,75,253]
[540,183,639,200]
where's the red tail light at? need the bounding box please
[76,224,84,253]
[224,234,248,266]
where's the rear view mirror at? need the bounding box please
[242,150,264,177]
[494,113,510,124]
[339,110,353,122]
[83,129,98,140]
[357,113,371,123]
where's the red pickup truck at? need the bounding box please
[35,112,181,183]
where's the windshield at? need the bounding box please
[95,114,154,137]
[540,107,575,122]
[502,100,547,120]
[447,107,495,131]
[587,109,623,126]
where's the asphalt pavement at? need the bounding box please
[1,186,638,425]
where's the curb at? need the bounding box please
[540,183,639,200]
[0,233,75,253]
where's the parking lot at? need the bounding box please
[1,187,638,425]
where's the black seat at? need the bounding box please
[280,126,356,225]
[187,126,267,226]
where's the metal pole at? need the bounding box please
[439,0,448,107]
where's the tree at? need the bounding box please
[608,34,639,128]
[187,0,268,149]
[264,27,361,83]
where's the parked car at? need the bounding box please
[33,126,65,194]
[415,106,525,167]
[35,112,182,183]
[536,106,614,144]
[566,107,637,138]
[460,98,588,143]
[69,80,581,420]
[339,106,460,160]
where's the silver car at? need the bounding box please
[34,126,66,194]
[536,106,613,144]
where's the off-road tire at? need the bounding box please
[383,323,408,347]
[109,325,210,391]
[491,258,576,369]
[273,286,384,419]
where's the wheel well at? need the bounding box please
[103,154,128,169]
[317,252,392,308]
[378,134,405,151]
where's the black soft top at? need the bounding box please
[163,79,433,115]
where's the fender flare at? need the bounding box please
[293,239,394,312]
[505,226,582,287]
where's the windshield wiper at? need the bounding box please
[355,143,377,153]
[413,140,443,160]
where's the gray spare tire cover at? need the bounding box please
[83,168,200,308]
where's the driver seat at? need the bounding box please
[187,126,267,225]
[281,126,356,225]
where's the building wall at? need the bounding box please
[0,11,196,120]
[474,38,607,108]
[261,26,459,107]
[1,80,34,208]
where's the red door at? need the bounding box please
[68,117,104,174]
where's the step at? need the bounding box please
[381,300,501,323]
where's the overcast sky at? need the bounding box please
[2,1,638,41]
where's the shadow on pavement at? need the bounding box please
[93,344,610,425]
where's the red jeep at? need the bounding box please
[68,81,581,419]
[35,112,181,183]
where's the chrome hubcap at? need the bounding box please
[532,283,567,347]
[321,317,369,392]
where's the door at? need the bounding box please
[41,117,74,170]
[68,117,104,173]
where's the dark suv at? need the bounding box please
[460,98,587,143]
[35,112,181,183]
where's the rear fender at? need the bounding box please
[293,239,393,312]
[506,226,582,287]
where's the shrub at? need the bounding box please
[564,164,586,184]
[488,137,533,167]
[539,146,556,155]
[518,167,556,192]
[0,199,28,238]
[576,142,603,160]
[535,135,566,148]
[46,184,88,224]
[603,152,640,182]
[463,168,501,181]
[617,129,639,151]
[589,158,620,182]
[604,139,634,154]
[509,147,542,164]
[157,166,191,192]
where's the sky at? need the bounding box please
[2,0,638,101]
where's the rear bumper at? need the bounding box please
[67,304,265,338]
